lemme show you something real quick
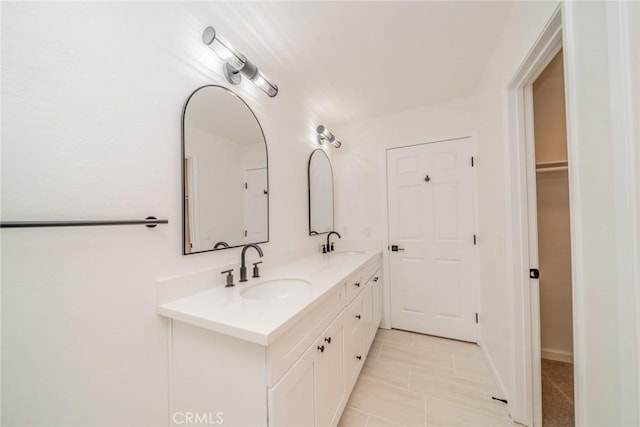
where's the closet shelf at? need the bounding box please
[536,160,568,173]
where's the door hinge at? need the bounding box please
[475,313,479,324]
[530,268,540,279]
[471,156,475,167]
[473,234,477,245]
[244,182,248,189]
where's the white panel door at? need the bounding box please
[387,138,477,342]
[244,168,268,243]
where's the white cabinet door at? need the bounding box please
[387,138,477,342]
[268,347,315,427]
[269,318,344,427]
[314,319,344,427]
[361,283,375,350]
[343,292,366,391]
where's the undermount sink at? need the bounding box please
[241,279,312,301]
[331,250,365,256]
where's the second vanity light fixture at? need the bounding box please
[202,26,278,98]
[317,125,342,148]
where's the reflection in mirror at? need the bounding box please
[182,85,268,255]
[308,149,334,235]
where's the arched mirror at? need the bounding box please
[308,149,334,235]
[182,85,268,255]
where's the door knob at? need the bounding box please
[424,175,431,182]
[391,245,405,252]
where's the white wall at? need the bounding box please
[1,3,327,426]
[333,96,476,241]
[536,172,573,361]
[563,1,639,424]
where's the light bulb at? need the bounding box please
[251,70,278,98]
[202,27,246,71]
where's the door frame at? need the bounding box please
[383,136,480,341]
[505,6,569,426]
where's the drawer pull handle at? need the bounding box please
[356,355,362,360]
[355,282,360,287]
[355,314,361,320]
[324,337,332,344]
[317,345,325,353]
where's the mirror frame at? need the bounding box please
[307,148,335,236]
[181,84,269,255]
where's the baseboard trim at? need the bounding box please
[541,348,574,363]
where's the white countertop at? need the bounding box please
[158,246,381,346]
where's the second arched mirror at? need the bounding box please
[308,149,334,235]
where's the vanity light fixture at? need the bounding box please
[202,26,278,98]
[317,125,342,148]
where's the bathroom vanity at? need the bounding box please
[158,247,383,426]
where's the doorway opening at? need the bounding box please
[532,49,575,426]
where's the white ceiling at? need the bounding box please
[190,1,514,126]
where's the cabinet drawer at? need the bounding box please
[344,271,363,304]
[361,254,381,284]
[267,285,345,386]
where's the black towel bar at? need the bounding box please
[0,216,168,228]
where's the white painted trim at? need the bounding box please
[504,6,564,426]
[523,84,543,427]
[605,1,640,424]
[541,348,574,364]
[560,4,588,425]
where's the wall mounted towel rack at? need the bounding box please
[0,216,168,229]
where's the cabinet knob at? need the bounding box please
[355,282,360,288]
[317,345,325,353]
[324,337,332,344]
[356,355,362,360]
[355,314,361,320]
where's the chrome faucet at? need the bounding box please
[240,243,263,282]
[326,231,341,252]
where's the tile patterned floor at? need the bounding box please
[338,329,518,427]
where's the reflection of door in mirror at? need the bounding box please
[308,149,335,235]
[184,157,193,253]
[182,85,269,255]
[244,168,268,243]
